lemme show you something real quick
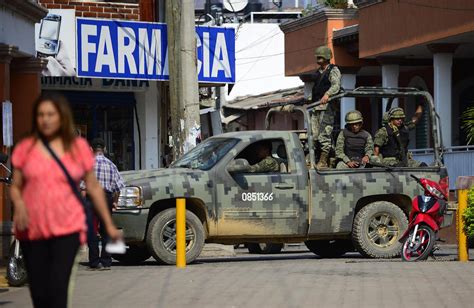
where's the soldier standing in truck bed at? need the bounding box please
[309,46,341,169]
[335,110,374,169]
[373,106,426,167]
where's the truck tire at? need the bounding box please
[112,245,151,265]
[146,208,205,265]
[352,201,408,258]
[247,243,284,254]
[305,240,352,258]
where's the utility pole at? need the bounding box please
[166,0,201,159]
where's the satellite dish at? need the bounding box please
[223,0,248,12]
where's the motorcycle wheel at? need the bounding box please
[7,242,28,287]
[401,225,436,262]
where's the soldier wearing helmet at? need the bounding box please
[335,111,374,169]
[309,45,342,169]
[373,105,425,167]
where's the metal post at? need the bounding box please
[457,189,469,261]
[176,198,186,268]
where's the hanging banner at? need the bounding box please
[76,18,235,83]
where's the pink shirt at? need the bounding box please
[12,137,94,243]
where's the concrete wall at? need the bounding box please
[134,81,160,170]
[283,16,366,76]
[358,0,474,58]
[0,7,37,56]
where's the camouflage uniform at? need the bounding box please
[374,121,422,167]
[335,130,374,169]
[310,65,341,153]
[249,156,280,173]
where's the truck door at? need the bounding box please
[214,135,309,236]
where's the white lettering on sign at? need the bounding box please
[81,24,97,72]
[117,27,137,74]
[212,32,231,78]
[203,32,210,78]
[95,26,116,73]
[77,19,234,83]
[138,29,162,75]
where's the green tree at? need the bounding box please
[462,107,474,145]
[322,0,348,9]
[463,187,474,238]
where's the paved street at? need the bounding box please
[1,245,473,308]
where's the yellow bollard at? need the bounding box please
[456,176,473,262]
[176,198,186,268]
[457,189,469,261]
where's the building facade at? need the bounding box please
[280,0,474,185]
[37,0,161,171]
[0,0,48,258]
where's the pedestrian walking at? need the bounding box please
[309,45,341,169]
[9,92,120,308]
[86,138,125,270]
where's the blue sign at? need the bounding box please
[76,18,235,83]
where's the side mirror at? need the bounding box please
[0,153,8,164]
[227,159,251,174]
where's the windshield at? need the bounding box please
[171,138,239,170]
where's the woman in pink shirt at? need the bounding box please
[10,93,120,308]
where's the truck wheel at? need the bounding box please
[247,243,284,254]
[304,240,352,258]
[352,201,408,258]
[112,245,151,265]
[146,208,205,265]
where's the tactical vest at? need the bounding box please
[343,128,369,159]
[380,124,410,158]
[311,64,335,102]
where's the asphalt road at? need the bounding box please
[1,245,473,308]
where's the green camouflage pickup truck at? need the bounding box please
[112,88,451,265]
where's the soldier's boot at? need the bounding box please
[316,151,329,169]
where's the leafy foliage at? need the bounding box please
[462,107,474,145]
[462,186,474,238]
[323,0,348,9]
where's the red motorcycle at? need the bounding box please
[400,174,448,261]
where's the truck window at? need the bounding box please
[235,139,289,173]
[171,138,239,170]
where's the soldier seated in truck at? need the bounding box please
[248,140,280,173]
[335,110,374,169]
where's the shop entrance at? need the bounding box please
[55,91,136,171]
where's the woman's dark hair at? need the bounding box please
[31,92,77,152]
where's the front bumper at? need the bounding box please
[112,208,149,242]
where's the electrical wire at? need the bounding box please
[235,28,282,53]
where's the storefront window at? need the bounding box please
[50,91,136,171]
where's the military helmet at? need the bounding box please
[314,46,332,61]
[345,110,363,124]
[388,107,406,120]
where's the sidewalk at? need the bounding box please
[0,246,473,307]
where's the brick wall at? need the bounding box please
[37,0,140,20]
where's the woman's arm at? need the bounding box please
[83,170,120,241]
[10,169,29,231]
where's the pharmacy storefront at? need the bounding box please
[41,77,160,171]
[36,9,235,170]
